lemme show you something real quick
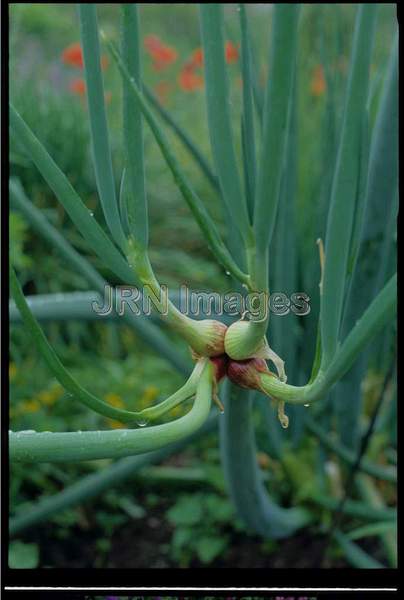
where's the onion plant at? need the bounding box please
[9,4,397,559]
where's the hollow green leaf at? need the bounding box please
[311,492,396,522]
[239,4,256,221]
[9,106,136,285]
[118,168,131,237]
[144,86,219,193]
[305,416,396,483]
[333,530,384,568]
[199,4,252,244]
[9,361,213,462]
[325,273,396,385]
[79,4,127,251]
[9,416,216,536]
[121,4,148,248]
[10,178,190,375]
[103,35,250,287]
[257,274,396,405]
[320,5,377,368]
[10,264,191,424]
[253,3,300,285]
[347,521,397,542]
[332,35,397,448]
[219,380,312,539]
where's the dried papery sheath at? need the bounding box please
[227,357,275,391]
[210,354,229,382]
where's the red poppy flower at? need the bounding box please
[225,41,239,64]
[62,42,109,70]
[62,43,84,68]
[144,34,178,71]
[178,63,204,92]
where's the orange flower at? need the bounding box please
[61,42,109,70]
[191,47,204,68]
[69,77,86,96]
[310,65,326,97]
[62,42,84,68]
[178,63,204,92]
[225,41,239,64]
[144,34,178,71]
[154,80,172,105]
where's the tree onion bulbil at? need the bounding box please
[9,3,396,551]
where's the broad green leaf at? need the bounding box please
[196,535,228,564]
[8,541,39,569]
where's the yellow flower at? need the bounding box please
[21,399,41,413]
[9,363,17,381]
[108,419,125,429]
[38,385,63,406]
[170,404,186,418]
[105,392,125,409]
[143,385,159,402]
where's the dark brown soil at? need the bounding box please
[21,499,353,569]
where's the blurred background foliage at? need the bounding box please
[9,3,396,568]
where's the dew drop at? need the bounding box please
[225,271,230,276]
[136,419,148,428]
[304,403,310,407]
